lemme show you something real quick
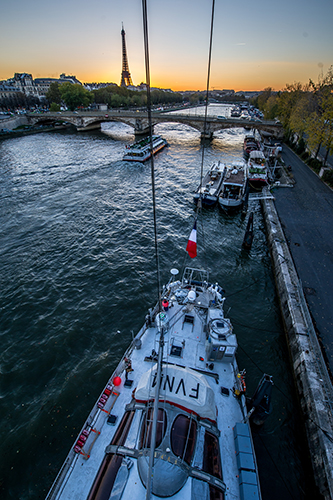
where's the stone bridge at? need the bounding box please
[26,110,284,139]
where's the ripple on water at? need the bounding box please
[0,107,318,499]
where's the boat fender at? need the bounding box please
[239,372,246,393]
[162,298,169,311]
[234,372,246,396]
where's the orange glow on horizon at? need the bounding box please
[0,62,321,95]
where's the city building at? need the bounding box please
[8,73,38,98]
[84,82,117,90]
[1,73,82,100]
[0,82,21,100]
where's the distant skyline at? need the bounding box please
[1,0,332,92]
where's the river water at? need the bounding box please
[0,105,318,499]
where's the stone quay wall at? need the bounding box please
[262,197,333,499]
[0,115,28,131]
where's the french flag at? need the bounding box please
[186,220,197,258]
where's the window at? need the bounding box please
[171,415,197,465]
[203,431,222,479]
[139,408,167,449]
[203,432,224,500]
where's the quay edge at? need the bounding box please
[262,197,333,499]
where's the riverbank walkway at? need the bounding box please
[264,145,333,498]
[274,146,333,375]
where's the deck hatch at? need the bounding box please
[183,314,195,331]
[170,345,182,357]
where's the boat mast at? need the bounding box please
[141,0,217,496]
[146,318,165,499]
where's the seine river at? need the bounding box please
[0,105,318,499]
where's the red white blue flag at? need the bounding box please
[186,220,197,258]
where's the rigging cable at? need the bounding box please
[141,2,164,499]
[237,340,333,496]
[255,432,298,500]
[224,276,263,298]
[182,0,215,269]
[201,0,215,176]
[237,343,333,444]
[229,259,333,446]
[200,0,215,270]
[184,0,215,273]
[142,0,161,307]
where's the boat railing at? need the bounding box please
[182,267,209,287]
[232,360,262,500]
[248,188,274,201]
[47,306,163,500]
[45,455,77,500]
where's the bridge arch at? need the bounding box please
[27,111,284,139]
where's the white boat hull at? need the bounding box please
[46,268,261,500]
[219,197,243,210]
[123,136,168,162]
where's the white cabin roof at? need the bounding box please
[135,364,216,421]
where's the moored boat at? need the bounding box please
[240,109,250,120]
[123,135,168,162]
[262,142,282,169]
[46,267,262,500]
[46,2,266,498]
[230,106,241,118]
[247,150,268,189]
[218,161,248,211]
[243,135,261,160]
[193,161,225,206]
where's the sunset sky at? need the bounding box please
[1,0,332,92]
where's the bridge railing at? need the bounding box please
[26,110,283,137]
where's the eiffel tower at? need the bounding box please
[120,23,133,87]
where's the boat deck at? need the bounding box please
[193,163,225,204]
[198,171,223,195]
[223,168,245,186]
[47,280,259,500]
